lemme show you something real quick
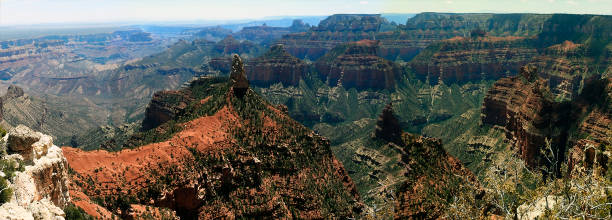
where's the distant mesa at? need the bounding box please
[245,44,307,87]
[315,40,400,90]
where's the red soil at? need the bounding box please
[63,105,239,217]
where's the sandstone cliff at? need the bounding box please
[410,36,538,85]
[527,41,590,101]
[0,125,71,219]
[245,44,307,87]
[481,66,570,168]
[566,78,612,176]
[315,40,400,90]
[481,65,612,174]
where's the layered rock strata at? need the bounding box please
[277,14,388,60]
[410,36,538,85]
[481,66,570,168]
[529,41,589,100]
[245,44,307,87]
[315,40,400,90]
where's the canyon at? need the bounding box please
[0,11,609,219]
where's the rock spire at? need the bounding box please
[230,54,249,97]
[374,102,402,145]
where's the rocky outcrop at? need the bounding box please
[245,44,307,87]
[230,54,249,97]
[394,133,482,219]
[566,78,612,176]
[0,125,71,219]
[528,41,589,100]
[142,90,194,130]
[410,36,538,85]
[481,66,571,168]
[7,125,44,161]
[567,139,609,177]
[482,63,612,173]
[373,103,402,145]
[4,86,24,100]
[315,40,400,89]
[64,75,362,219]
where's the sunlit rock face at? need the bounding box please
[0,125,71,219]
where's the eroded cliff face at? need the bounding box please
[481,66,570,168]
[566,78,612,176]
[411,36,538,85]
[245,44,307,87]
[142,90,194,130]
[277,14,388,60]
[481,64,612,175]
[315,40,400,90]
[0,125,71,219]
[529,41,590,100]
[64,74,363,218]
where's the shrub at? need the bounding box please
[64,204,95,220]
[0,178,12,205]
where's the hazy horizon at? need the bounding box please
[1,0,611,26]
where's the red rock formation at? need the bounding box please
[578,109,612,145]
[316,40,400,90]
[481,66,570,168]
[566,139,609,175]
[566,78,612,175]
[245,44,307,87]
[411,36,538,85]
[483,64,611,174]
[64,76,363,219]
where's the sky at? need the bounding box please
[0,0,611,26]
